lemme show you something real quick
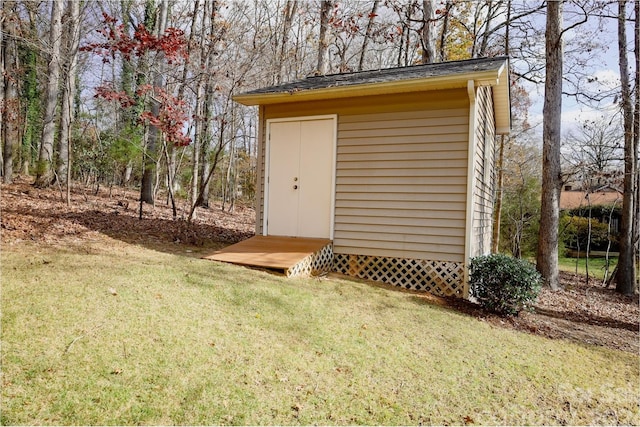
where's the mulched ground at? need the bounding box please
[1,176,255,249]
[2,177,638,354]
[437,273,638,354]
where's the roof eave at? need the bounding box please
[234,69,500,105]
[234,61,511,133]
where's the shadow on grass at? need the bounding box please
[328,272,472,315]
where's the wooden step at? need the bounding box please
[203,235,333,276]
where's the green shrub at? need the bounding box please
[469,254,543,316]
[560,214,617,252]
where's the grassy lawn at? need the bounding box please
[558,255,618,280]
[2,241,638,425]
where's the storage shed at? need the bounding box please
[232,56,511,298]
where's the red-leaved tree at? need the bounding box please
[81,13,190,146]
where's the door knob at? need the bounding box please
[293,185,298,190]
[294,177,298,181]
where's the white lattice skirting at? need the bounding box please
[332,253,466,297]
[285,243,334,277]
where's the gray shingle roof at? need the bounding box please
[241,56,509,96]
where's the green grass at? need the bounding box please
[2,240,638,425]
[558,255,618,280]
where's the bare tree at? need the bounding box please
[421,0,436,63]
[501,139,542,258]
[140,0,167,206]
[562,117,624,185]
[472,0,506,58]
[537,1,563,290]
[634,0,640,290]
[491,0,511,253]
[194,0,218,212]
[0,0,5,178]
[358,0,379,71]
[35,0,64,187]
[615,0,637,295]
[317,0,333,75]
[2,1,20,184]
[277,0,298,83]
[34,0,64,187]
[161,0,201,218]
[181,0,203,216]
[57,0,82,205]
[437,0,453,61]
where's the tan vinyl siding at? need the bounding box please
[338,173,467,181]
[336,105,468,262]
[339,191,465,202]
[258,88,470,263]
[471,86,496,256]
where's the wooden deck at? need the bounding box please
[203,235,333,273]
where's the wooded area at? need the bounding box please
[1,0,638,293]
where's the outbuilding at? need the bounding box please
[227,56,511,298]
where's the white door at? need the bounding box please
[266,117,335,239]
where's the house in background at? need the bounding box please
[560,184,623,235]
[220,57,510,298]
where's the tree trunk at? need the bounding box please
[277,0,298,83]
[191,94,202,213]
[22,9,41,176]
[223,128,235,211]
[421,0,436,64]
[57,0,81,199]
[317,0,332,75]
[140,0,167,205]
[200,149,210,208]
[190,1,213,215]
[403,8,411,67]
[124,160,133,184]
[35,0,64,187]
[603,201,617,285]
[358,0,379,72]
[0,0,5,178]
[188,123,226,224]
[161,138,177,219]
[140,140,157,206]
[476,0,495,58]
[634,0,640,291]
[438,1,452,62]
[121,0,139,128]
[536,1,563,290]
[615,0,637,295]
[199,85,212,210]
[2,1,20,184]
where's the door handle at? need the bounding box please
[293,185,298,190]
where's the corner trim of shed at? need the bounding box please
[463,80,478,299]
